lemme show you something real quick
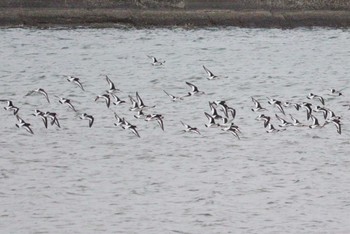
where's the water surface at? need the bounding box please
[1,27,350,233]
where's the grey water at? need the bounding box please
[1,27,350,233]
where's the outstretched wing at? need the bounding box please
[105,75,115,90]
[185,82,198,92]
[203,65,215,77]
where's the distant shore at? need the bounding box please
[1,0,350,28]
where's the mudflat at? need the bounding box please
[1,8,350,28]
[1,0,350,28]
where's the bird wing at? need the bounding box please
[136,92,145,106]
[105,75,115,90]
[163,90,175,99]
[156,118,164,131]
[88,116,94,127]
[74,79,85,91]
[180,121,190,129]
[185,82,198,92]
[203,65,214,77]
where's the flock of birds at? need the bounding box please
[1,55,349,139]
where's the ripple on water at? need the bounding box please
[0,27,350,234]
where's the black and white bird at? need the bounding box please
[1,100,19,115]
[212,100,229,110]
[325,118,342,135]
[204,112,220,128]
[308,115,323,129]
[256,114,271,128]
[275,114,292,127]
[147,55,165,66]
[184,82,205,97]
[251,97,267,112]
[58,97,76,112]
[80,113,94,128]
[25,88,50,103]
[209,102,223,120]
[215,102,234,119]
[218,103,236,119]
[32,109,48,128]
[163,90,183,102]
[221,123,241,139]
[181,121,201,134]
[110,93,126,106]
[134,110,145,119]
[266,123,284,133]
[15,115,34,134]
[129,95,140,111]
[202,65,218,80]
[326,109,341,122]
[289,114,305,127]
[283,101,301,111]
[136,92,155,110]
[313,106,328,119]
[226,107,236,120]
[145,114,164,131]
[114,112,124,127]
[122,118,140,138]
[329,88,343,96]
[44,112,60,128]
[267,97,285,115]
[307,93,325,105]
[67,76,84,91]
[221,116,234,127]
[95,94,111,108]
[301,102,313,120]
[105,75,119,93]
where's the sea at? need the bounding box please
[0,26,350,233]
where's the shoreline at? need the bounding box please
[1,8,350,28]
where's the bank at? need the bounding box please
[1,0,350,28]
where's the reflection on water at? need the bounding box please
[0,27,350,233]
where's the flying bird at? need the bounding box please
[25,88,50,103]
[67,76,85,91]
[202,65,218,80]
